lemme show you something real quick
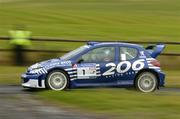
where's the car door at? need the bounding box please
[116,46,141,85]
[74,46,118,87]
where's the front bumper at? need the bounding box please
[21,73,46,88]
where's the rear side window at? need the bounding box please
[119,47,138,61]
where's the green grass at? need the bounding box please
[165,70,180,88]
[0,66,26,84]
[38,89,180,119]
[0,0,180,52]
[0,0,179,41]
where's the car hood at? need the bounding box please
[39,58,61,66]
[40,58,72,68]
[29,58,72,71]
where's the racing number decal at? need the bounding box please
[103,63,116,75]
[102,59,145,76]
[77,67,96,76]
[116,61,131,73]
[132,59,145,71]
[77,63,97,79]
[82,69,86,75]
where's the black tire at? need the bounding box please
[135,72,157,93]
[45,70,69,91]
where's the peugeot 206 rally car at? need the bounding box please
[21,42,165,92]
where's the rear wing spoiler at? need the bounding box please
[145,44,165,58]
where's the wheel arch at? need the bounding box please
[47,67,69,77]
[45,67,70,89]
[134,68,160,88]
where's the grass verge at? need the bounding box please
[0,66,26,85]
[0,0,180,52]
[38,88,180,119]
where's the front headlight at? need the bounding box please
[28,63,42,71]
[27,63,47,74]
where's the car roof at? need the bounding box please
[87,41,142,47]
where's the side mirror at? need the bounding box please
[77,59,84,64]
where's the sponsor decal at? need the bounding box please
[139,51,146,58]
[60,61,71,65]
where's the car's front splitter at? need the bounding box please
[21,73,46,88]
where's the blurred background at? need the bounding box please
[0,0,180,119]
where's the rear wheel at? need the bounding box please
[135,72,157,93]
[45,70,69,91]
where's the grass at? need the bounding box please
[38,89,180,119]
[0,66,26,85]
[0,0,179,41]
[0,0,179,52]
[165,70,180,88]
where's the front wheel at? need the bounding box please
[135,72,158,93]
[45,70,69,91]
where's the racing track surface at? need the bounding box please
[0,85,106,119]
[0,85,180,119]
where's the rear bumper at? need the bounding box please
[21,73,46,88]
[157,71,165,87]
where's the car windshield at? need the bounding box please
[60,45,90,60]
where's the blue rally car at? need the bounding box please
[21,42,165,92]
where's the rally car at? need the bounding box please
[21,42,165,92]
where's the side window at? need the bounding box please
[120,47,138,61]
[79,47,115,63]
